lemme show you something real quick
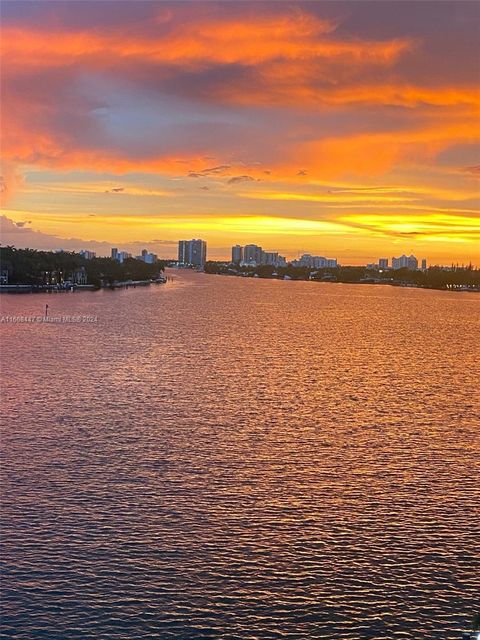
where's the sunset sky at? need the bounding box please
[1,0,479,264]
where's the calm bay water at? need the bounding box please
[1,270,479,639]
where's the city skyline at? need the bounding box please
[1,1,479,264]
[80,240,466,270]
[4,235,475,270]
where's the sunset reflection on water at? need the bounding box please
[1,270,479,639]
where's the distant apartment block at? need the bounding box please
[231,244,286,267]
[243,244,264,265]
[136,249,158,264]
[231,244,243,264]
[392,254,418,270]
[295,254,338,268]
[112,247,157,264]
[79,250,96,260]
[178,239,207,267]
[111,248,132,263]
[263,251,280,266]
[367,258,389,270]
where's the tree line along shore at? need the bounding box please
[203,261,480,292]
[0,246,166,291]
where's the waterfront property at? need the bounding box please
[392,254,419,270]
[0,246,166,292]
[291,254,338,269]
[231,243,287,267]
[178,239,207,268]
[79,250,96,260]
[203,260,480,291]
[136,249,158,264]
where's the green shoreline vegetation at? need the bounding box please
[0,246,166,290]
[204,261,480,292]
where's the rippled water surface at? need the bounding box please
[1,270,479,639]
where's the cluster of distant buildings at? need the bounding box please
[79,248,159,264]
[111,248,158,264]
[174,243,429,272]
[79,250,97,260]
[367,255,427,271]
[76,243,466,274]
[231,244,287,267]
[291,254,338,269]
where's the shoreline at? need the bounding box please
[202,269,480,293]
[0,277,168,294]
[1,270,478,294]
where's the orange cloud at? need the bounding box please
[216,74,480,110]
[0,14,412,69]
[2,7,475,184]
[293,119,480,178]
[0,161,25,207]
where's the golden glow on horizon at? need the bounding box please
[240,192,418,204]
[4,208,479,249]
[339,213,480,242]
